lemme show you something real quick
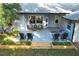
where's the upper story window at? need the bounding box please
[29,15,43,24]
[37,16,43,24]
[27,15,43,30]
[30,19,35,24]
[29,16,35,24]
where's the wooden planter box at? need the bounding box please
[0,45,31,49]
[52,45,75,49]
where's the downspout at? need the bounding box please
[71,22,75,42]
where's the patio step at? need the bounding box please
[31,42,52,49]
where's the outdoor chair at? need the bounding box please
[27,33,33,41]
[61,32,68,40]
[19,33,26,40]
[53,33,60,41]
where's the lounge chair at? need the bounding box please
[27,33,33,41]
[61,32,68,40]
[53,33,60,41]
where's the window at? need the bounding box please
[29,16,36,24]
[67,25,71,30]
[55,19,58,23]
[31,16,35,19]
[46,17,48,26]
[67,21,72,30]
[37,17,42,24]
[46,18,48,22]
[28,15,43,30]
[30,19,35,24]
[37,20,42,23]
[29,15,43,24]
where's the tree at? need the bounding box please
[0,3,21,33]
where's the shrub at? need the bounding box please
[19,40,26,45]
[52,42,72,46]
[0,34,7,39]
[13,28,20,34]
[26,40,31,45]
[0,34,7,44]
[13,31,20,34]
[1,39,15,45]
[16,40,31,45]
[16,41,21,45]
[16,40,26,45]
[6,33,14,36]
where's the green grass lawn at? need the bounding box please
[0,49,79,56]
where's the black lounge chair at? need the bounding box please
[19,33,26,40]
[61,32,68,40]
[53,33,60,41]
[27,33,33,41]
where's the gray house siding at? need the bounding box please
[13,13,73,42]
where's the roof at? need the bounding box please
[63,11,79,21]
[17,11,69,14]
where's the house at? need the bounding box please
[12,12,75,42]
[63,11,79,42]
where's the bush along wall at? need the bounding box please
[16,40,31,45]
[25,40,31,45]
[1,39,16,45]
[0,34,7,45]
[52,42,72,46]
